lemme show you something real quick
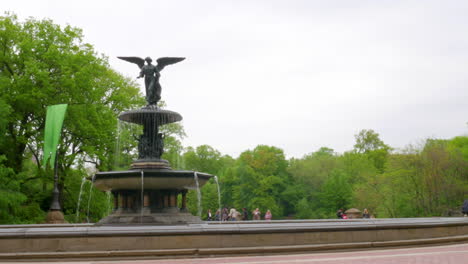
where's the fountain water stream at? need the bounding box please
[114,120,122,169]
[213,175,221,213]
[106,191,112,214]
[194,172,202,217]
[86,174,96,223]
[75,177,87,222]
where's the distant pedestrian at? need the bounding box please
[362,208,370,219]
[229,208,238,221]
[462,200,468,217]
[207,209,213,221]
[264,209,272,221]
[222,208,229,221]
[336,209,343,219]
[214,209,221,221]
[342,213,348,219]
[252,208,261,220]
[242,208,249,220]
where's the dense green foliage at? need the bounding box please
[0,14,466,224]
[0,13,143,223]
[184,131,467,220]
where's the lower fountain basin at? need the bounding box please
[93,169,212,225]
[94,169,212,191]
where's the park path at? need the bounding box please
[3,243,468,264]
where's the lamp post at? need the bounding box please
[49,152,61,210]
[45,150,67,223]
[43,104,68,224]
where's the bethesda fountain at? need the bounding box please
[0,56,467,261]
[93,56,212,225]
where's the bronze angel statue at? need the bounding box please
[118,56,185,105]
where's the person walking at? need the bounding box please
[362,208,370,219]
[336,209,343,219]
[229,208,238,221]
[242,208,249,220]
[252,208,261,220]
[214,209,221,221]
[222,207,229,221]
[206,209,213,221]
[264,210,272,221]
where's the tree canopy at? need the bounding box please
[0,13,143,223]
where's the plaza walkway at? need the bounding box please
[5,243,466,264]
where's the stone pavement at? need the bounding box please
[3,243,466,264]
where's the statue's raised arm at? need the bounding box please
[118,56,185,106]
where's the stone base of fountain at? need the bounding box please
[92,105,213,225]
[97,212,202,225]
[131,159,171,169]
[93,169,212,225]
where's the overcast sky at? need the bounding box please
[3,0,468,158]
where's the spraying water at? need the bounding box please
[213,175,221,214]
[114,120,122,169]
[86,174,96,223]
[75,177,87,222]
[194,172,202,217]
[106,191,112,215]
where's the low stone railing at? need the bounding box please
[0,217,466,260]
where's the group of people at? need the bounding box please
[337,201,468,218]
[206,208,272,221]
[336,208,371,219]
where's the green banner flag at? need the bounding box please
[42,104,68,168]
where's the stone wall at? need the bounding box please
[0,218,466,260]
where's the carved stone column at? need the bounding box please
[163,191,169,208]
[169,191,177,207]
[156,192,164,212]
[127,193,134,212]
[113,192,118,211]
[119,192,126,210]
[180,190,188,212]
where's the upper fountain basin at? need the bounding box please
[118,106,182,125]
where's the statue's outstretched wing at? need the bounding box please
[156,57,185,71]
[117,56,145,69]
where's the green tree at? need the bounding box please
[229,145,289,218]
[183,145,224,174]
[0,13,143,223]
[316,169,353,218]
[354,129,388,153]
[354,129,390,172]
[288,147,339,218]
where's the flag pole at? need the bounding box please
[43,104,68,223]
[49,151,61,211]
